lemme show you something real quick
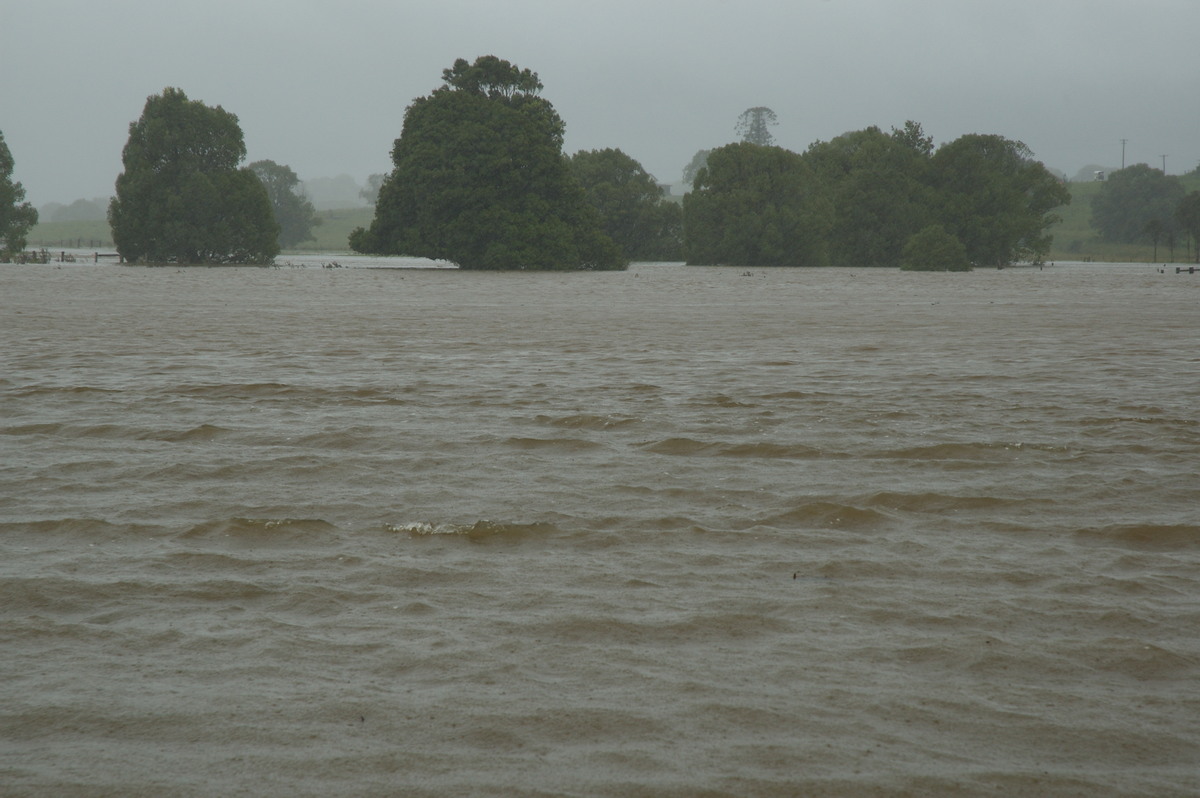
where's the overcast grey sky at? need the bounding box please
[4,0,1197,206]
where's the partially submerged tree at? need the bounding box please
[351,56,622,270]
[684,142,832,267]
[109,88,278,264]
[0,130,39,259]
[249,160,321,249]
[805,124,935,267]
[569,148,682,260]
[900,224,971,271]
[929,134,1069,265]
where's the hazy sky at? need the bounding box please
[5,0,1198,206]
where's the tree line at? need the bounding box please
[1090,164,1200,262]
[3,55,1107,269]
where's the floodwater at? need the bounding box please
[2,257,1197,797]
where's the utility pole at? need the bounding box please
[1120,138,1127,169]
[1160,154,1168,173]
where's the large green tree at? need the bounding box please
[249,160,321,249]
[684,142,832,267]
[1090,164,1184,244]
[351,56,622,270]
[569,148,681,261]
[108,87,279,264]
[929,134,1069,265]
[0,130,39,258]
[804,124,935,267]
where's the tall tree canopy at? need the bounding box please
[736,107,779,147]
[805,124,935,267]
[351,56,622,270]
[682,123,1067,268]
[928,134,1069,266]
[569,148,681,261]
[0,130,39,258]
[1090,164,1184,244]
[108,88,279,264]
[684,143,832,267]
[249,160,321,249]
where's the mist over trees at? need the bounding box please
[351,56,623,270]
[684,122,1069,269]
[569,148,681,261]
[736,107,779,147]
[249,160,321,249]
[1178,191,1200,263]
[109,88,279,264]
[1090,164,1184,246]
[1,130,39,259]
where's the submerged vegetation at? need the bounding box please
[684,125,1070,269]
[108,88,279,264]
[351,56,624,270]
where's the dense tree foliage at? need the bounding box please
[569,148,681,260]
[928,134,1069,266]
[249,160,321,249]
[0,130,39,258]
[900,224,971,271]
[684,143,832,267]
[109,88,278,264]
[352,56,622,270]
[682,123,1068,268]
[1090,164,1184,244]
[806,125,935,268]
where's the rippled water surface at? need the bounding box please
[2,258,1198,796]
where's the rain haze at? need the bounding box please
[4,0,1198,208]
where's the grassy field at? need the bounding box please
[298,206,374,252]
[27,219,115,250]
[23,175,1199,261]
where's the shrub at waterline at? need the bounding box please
[900,224,971,271]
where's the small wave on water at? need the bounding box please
[385,519,561,542]
[534,412,640,430]
[1074,523,1200,550]
[638,436,834,459]
[759,501,893,530]
[875,440,1068,461]
[177,517,339,545]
